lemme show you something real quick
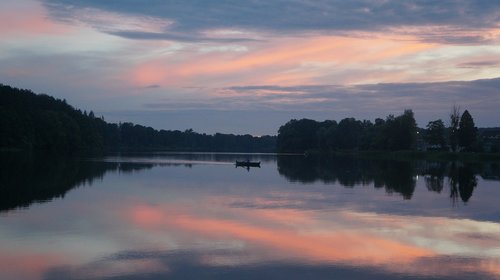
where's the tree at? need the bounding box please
[370,118,386,149]
[277,119,321,152]
[0,84,277,153]
[425,119,446,150]
[316,120,337,151]
[397,109,418,150]
[336,118,363,150]
[458,110,477,151]
[384,110,417,150]
[449,105,460,152]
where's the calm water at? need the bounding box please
[1,152,500,280]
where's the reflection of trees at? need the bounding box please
[374,161,416,199]
[447,162,477,204]
[277,155,417,199]
[448,162,460,205]
[0,152,280,213]
[423,162,446,193]
[0,152,154,212]
[458,166,477,203]
[278,155,493,202]
[422,161,479,204]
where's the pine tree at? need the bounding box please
[458,110,477,151]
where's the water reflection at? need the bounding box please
[1,153,500,280]
[38,203,500,280]
[0,152,274,213]
[277,155,417,198]
[448,163,478,204]
[0,152,157,212]
[277,155,497,202]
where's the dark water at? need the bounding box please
[1,152,500,280]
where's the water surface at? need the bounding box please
[1,153,499,279]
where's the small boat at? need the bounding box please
[235,160,261,168]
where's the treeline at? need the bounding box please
[0,84,276,153]
[277,110,418,153]
[277,108,495,153]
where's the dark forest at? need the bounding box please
[0,84,276,153]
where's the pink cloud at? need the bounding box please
[0,1,71,36]
[125,34,436,89]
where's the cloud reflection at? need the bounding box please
[126,201,500,278]
[2,155,500,279]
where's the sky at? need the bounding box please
[1,0,500,135]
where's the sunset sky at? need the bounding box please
[1,0,500,135]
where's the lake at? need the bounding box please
[1,152,500,279]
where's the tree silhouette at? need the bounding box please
[458,110,477,151]
[388,109,417,150]
[425,119,446,150]
[277,119,321,152]
[277,110,418,153]
[449,105,460,152]
[0,84,276,153]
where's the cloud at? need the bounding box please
[42,0,500,44]
[109,30,183,41]
[94,77,500,134]
[123,34,439,89]
[200,78,500,115]
[143,84,161,89]
[458,60,500,68]
[0,0,71,36]
[137,77,500,129]
[107,30,261,43]
[3,1,499,135]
